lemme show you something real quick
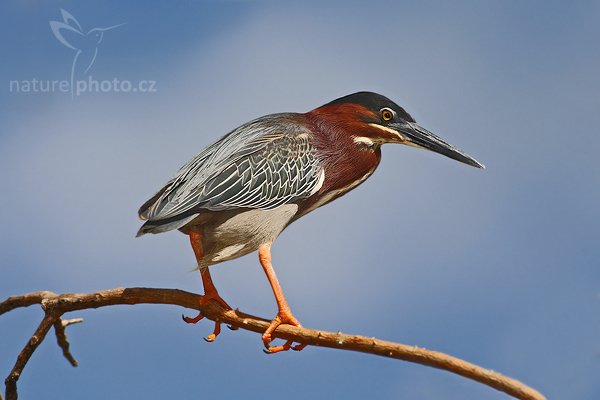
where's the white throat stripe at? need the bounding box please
[353,136,375,146]
[367,123,406,142]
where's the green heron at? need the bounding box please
[137,91,484,353]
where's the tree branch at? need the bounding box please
[1,288,545,400]
[4,313,56,400]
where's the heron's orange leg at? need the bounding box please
[182,230,231,342]
[258,243,307,353]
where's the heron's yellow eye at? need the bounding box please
[380,108,394,122]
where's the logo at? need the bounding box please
[8,9,157,97]
[50,9,125,93]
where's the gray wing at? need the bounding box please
[138,114,324,226]
[199,135,324,210]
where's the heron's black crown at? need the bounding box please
[326,91,415,123]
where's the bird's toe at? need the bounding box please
[261,311,306,353]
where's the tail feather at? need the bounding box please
[136,214,199,237]
[138,185,171,220]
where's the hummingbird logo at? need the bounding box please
[49,9,125,96]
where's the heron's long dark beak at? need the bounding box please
[390,121,485,169]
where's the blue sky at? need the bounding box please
[1,1,599,399]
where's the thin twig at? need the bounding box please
[53,318,83,367]
[1,288,545,400]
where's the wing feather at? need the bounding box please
[139,114,323,222]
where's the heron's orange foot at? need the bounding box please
[262,310,307,354]
[182,291,231,342]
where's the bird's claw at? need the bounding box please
[183,293,230,342]
[261,312,306,354]
[262,339,306,354]
[262,339,292,354]
[182,312,204,324]
[203,332,217,342]
[203,321,221,342]
[292,343,307,351]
